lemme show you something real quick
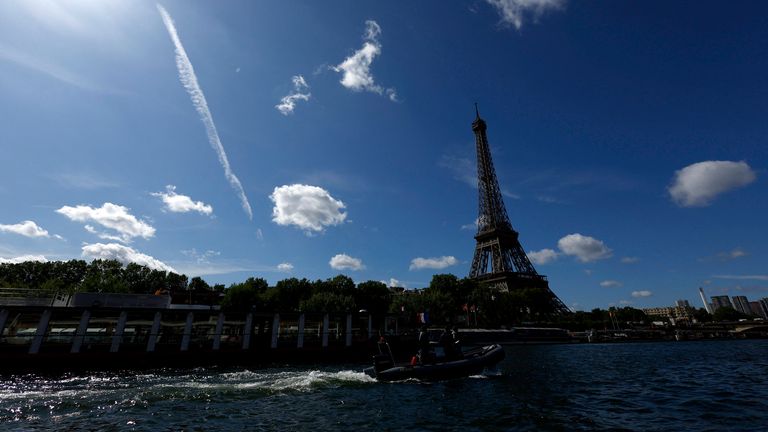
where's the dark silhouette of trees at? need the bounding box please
[0,259,191,295]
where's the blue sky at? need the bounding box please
[0,0,766,311]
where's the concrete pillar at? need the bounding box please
[271,313,280,349]
[322,314,329,348]
[346,314,353,347]
[212,313,224,350]
[368,314,372,339]
[242,313,253,350]
[29,309,51,354]
[71,310,91,353]
[180,311,193,351]
[0,309,9,339]
[297,314,305,349]
[146,311,162,352]
[110,311,128,353]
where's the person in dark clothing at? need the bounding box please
[439,326,459,360]
[451,326,463,359]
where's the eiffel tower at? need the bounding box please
[468,105,570,315]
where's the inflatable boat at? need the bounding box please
[363,344,505,382]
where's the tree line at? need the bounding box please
[2,260,751,327]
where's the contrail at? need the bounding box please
[157,4,253,220]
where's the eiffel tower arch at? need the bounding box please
[468,106,570,315]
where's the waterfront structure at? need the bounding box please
[0,301,375,372]
[732,296,751,315]
[698,288,712,313]
[642,305,692,323]
[467,106,569,315]
[710,296,733,312]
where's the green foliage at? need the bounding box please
[264,277,313,311]
[188,276,211,292]
[0,259,190,295]
[300,292,355,313]
[712,306,750,322]
[355,280,391,316]
[692,307,712,323]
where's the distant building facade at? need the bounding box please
[642,305,692,323]
[710,296,733,312]
[749,302,767,319]
[732,296,751,315]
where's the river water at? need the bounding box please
[2,339,767,431]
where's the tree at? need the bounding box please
[712,306,749,322]
[266,278,313,311]
[355,280,391,316]
[221,283,263,313]
[188,276,211,292]
[692,307,712,323]
[300,292,355,313]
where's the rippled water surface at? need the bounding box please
[2,339,767,431]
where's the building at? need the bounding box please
[676,299,691,308]
[759,298,768,318]
[710,296,733,312]
[698,287,711,313]
[732,296,751,315]
[749,302,767,319]
[642,305,692,323]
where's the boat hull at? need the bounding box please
[365,344,505,382]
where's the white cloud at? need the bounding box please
[57,203,155,243]
[718,248,747,261]
[276,75,311,115]
[0,44,106,92]
[0,254,48,264]
[329,253,365,271]
[0,220,50,238]
[270,184,347,234]
[409,256,458,271]
[621,257,639,264]
[439,155,477,188]
[713,275,768,281]
[557,233,612,263]
[485,0,566,30]
[84,224,124,242]
[81,242,175,272]
[668,161,756,207]
[461,218,479,231]
[157,5,253,220]
[332,20,396,99]
[600,280,623,288]
[631,290,653,298]
[277,262,294,272]
[152,185,213,215]
[181,248,220,264]
[385,278,404,288]
[528,248,558,265]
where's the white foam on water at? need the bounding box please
[147,368,375,393]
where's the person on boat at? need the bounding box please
[439,326,460,360]
[451,325,463,359]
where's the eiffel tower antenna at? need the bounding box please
[468,106,570,315]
